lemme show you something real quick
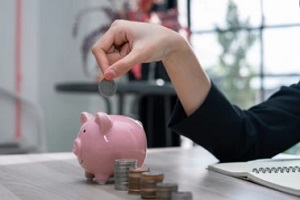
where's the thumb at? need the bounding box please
[103,50,143,80]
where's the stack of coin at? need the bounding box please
[128,167,150,195]
[156,182,178,200]
[171,191,193,200]
[140,171,164,199]
[114,159,137,190]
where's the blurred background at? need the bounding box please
[0,0,299,154]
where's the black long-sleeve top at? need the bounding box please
[168,81,300,162]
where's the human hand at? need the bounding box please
[91,19,185,80]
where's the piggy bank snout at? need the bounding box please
[73,138,82,157]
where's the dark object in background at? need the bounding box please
[129,61,180,148]
[127,0,181,148]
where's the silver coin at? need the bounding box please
[98,79,117,97]
[114,159,137,191]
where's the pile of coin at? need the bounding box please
[140,171,165,199]
[171,191,193,200]
[156,182,178,200]
[112,158,193,199]
[128,167,150,195]
[114,159,137,190]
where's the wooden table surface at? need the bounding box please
[0,146,299,200]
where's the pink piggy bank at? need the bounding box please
[72,112,147,183]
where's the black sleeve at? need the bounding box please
[168,81,300,162]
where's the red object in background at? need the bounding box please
[138,0,155,17]
[15,0,22,139]
[157,8,181,31]
[127,0,156,79]
[127,0,190,79]
[131,64,142,79]
[127,0,155,22]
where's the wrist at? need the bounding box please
[162,35,191,64]
[162,36,192,69]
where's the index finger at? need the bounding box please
[91,28,115,74]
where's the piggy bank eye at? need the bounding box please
[83,129,86,133]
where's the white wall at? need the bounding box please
[0,0,16,92]
[0,0,119,152]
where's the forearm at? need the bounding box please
[169,82,300,162]
[162,38,211,116]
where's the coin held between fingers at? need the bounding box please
[98,79,117,97]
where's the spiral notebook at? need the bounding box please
[207,158,300,196]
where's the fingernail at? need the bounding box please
[105,69,117,80]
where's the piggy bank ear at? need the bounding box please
[80,112,94,124]
[95,112,113,134]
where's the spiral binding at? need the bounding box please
[252,166,300,174]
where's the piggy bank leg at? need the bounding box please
[94,174,111,185]
[85,171,95,181]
